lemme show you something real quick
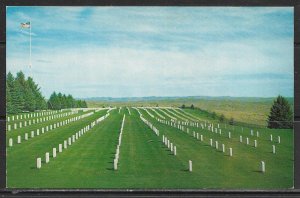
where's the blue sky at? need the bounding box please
[6,7,294,98]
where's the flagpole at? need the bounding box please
[29,20,32,69]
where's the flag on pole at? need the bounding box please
[20,22,30,28]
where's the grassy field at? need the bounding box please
[87,97,294,127]
[6,107,293,189]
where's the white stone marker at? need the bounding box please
[9,138,13,147]
[19,122,22,128]
[37,129,40,136]
[240,136,242,143]
[114,159,118,170]
[53,148,57,158]
[215,141,219,149]
[72,135,75,143]
[222,144,225,152]
[25,133,28,140]
[8,125,11,131]
[7,117,10,122]
[45,152,50,163]
[228,132,231,139]
[46,126,49,132]
[167,140,170,148]
[257,131,259,137]
[193,131,195,137]
[162,135,165,143]
[254,140,257,148]
[270,134,273,141]
[278,136,281,143]
[229,148,233,157]
[189,160,192,172]
[210,139,213,146]
[261,161,265,173]
[24,121,27,127]
[68,138,72,145]
[14,123,17,130]
[251,130,253,136]
[42,128,44,134]
[37,158,42,169]
[200,135,203,141]
[174,146,177,155]
[246,138,249,145]
[170,143,173,152]
[59,144,62,153]
[64,140,68,149]
[17,135,21,144]
[272,145,276,154]
[196,133,199,139]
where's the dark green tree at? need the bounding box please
[229,117,234,125]
[191,104,194,109]
[267,95,293,129]
[219,114,225,122]
[181,104,185,109]
[211,112,216,119]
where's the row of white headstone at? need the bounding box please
[7,111,78,132]
[165,108,187,121]
[162,135,176,156]
[7,110,61,122]
[127,107,131,115]
[208,138,233,156]
[36,113,110,169]
[8,111,95,147]
[150,108,165,119]
[142,108,155,118]
[114,114,126,170]
[118,107,121,114]
[140,115,160,136]
[158,109,177,120]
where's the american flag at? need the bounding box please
[20,22,30,28]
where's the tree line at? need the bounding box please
[6,71,87,114]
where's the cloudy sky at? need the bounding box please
[6,7,293,98]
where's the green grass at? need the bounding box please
[7,107,293,189]
[87,97,294,127]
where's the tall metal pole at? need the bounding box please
[29,20,32,69]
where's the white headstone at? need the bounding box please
[254,140,257,148]
[228,132,231,139]
[9,138,13,147]
[215,141,218,149]
[68,138,72,145]
[53,148,57,158]
[196,133,199,139]
[189,160,192,172]
[14,123,17,130]
[222,144,225,152]
[31,131,34,138]
[25,133,28,140]
[272,145,276,154]
[17,135,21,144]
[8,125,11,131]
[170,143,173,152]
[45,152,50,163]
[59,144,62,153]
[64,140,67,149]
[270,134,273,141]
[37,158,42,169]
[200,135,203,141]
[210,139,213,146]
[174,146,177,155]
[257,131,259,137]
[240,136,242,143]
[261,161,265,173]
[37,129,40,136]
[114,159,118,170]
[246,137,249,145]
[278,136,281,143]
[229,148,233,157]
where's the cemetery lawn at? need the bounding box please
[7,108,293,189]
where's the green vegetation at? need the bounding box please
[48,92,87,110]
[7,71,47,114]
[267,95,293,129]
[6,71,88,114]
[7,107,293,189]
[87,96,294,127]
